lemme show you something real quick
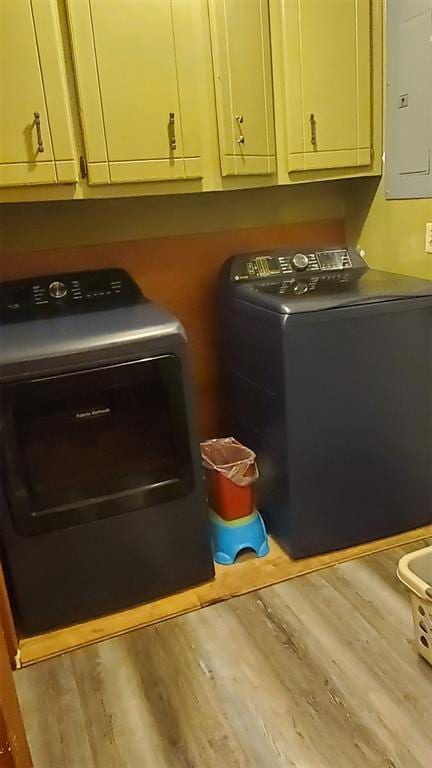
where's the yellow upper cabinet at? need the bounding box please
[66,0,203,185]
[0,0,76,187]
[0,0,381,201]
[282,0,372,172]
[208,0,276,177]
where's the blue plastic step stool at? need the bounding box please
[209,509,269,565]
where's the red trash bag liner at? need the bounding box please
[200,438,259,521]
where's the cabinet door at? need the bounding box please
[209,0,276,176]
[0,0,76,187]
[285,0,371,171]
[67,0,202,185]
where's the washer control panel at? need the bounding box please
[252,271,353,297]
[231,248,352,281]
[0,268,142,323]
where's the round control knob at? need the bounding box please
[293,281,309,295]
[290,253,309,272]
[48,280,67,299]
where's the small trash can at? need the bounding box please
[200,437,258,521]
[397,545,432,666]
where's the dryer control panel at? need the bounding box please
[230,248,353,281]
[0,268,143,323]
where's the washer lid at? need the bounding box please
[234,269,432,314]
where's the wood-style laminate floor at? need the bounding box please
[15,538,432,768]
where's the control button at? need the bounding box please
[4,286,29,310]
[48,281,67,299]
[293,281,309,295]
[290,253,309,272]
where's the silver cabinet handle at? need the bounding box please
[309,113,317,148]
[34,111,44,153]
[235,114,245,144]
[169,112,176,150]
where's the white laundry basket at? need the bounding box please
[397,545,432,666]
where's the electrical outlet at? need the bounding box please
[426,223,432,254]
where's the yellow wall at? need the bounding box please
[2,174,430,277]
[345,177,432,280]
[0,181,346,254]
[345,0,431,281]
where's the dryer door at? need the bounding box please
[1,355,194,534]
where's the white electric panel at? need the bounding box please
[386,0,432,199]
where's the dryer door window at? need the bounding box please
[1,356,194,534]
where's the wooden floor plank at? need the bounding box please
[14,539,432,768]
[18,524,432,666]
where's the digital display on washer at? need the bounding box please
[253,255,281,276]
[316,250,346,270]
[266,256,280,274]
[246,255,281,278]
